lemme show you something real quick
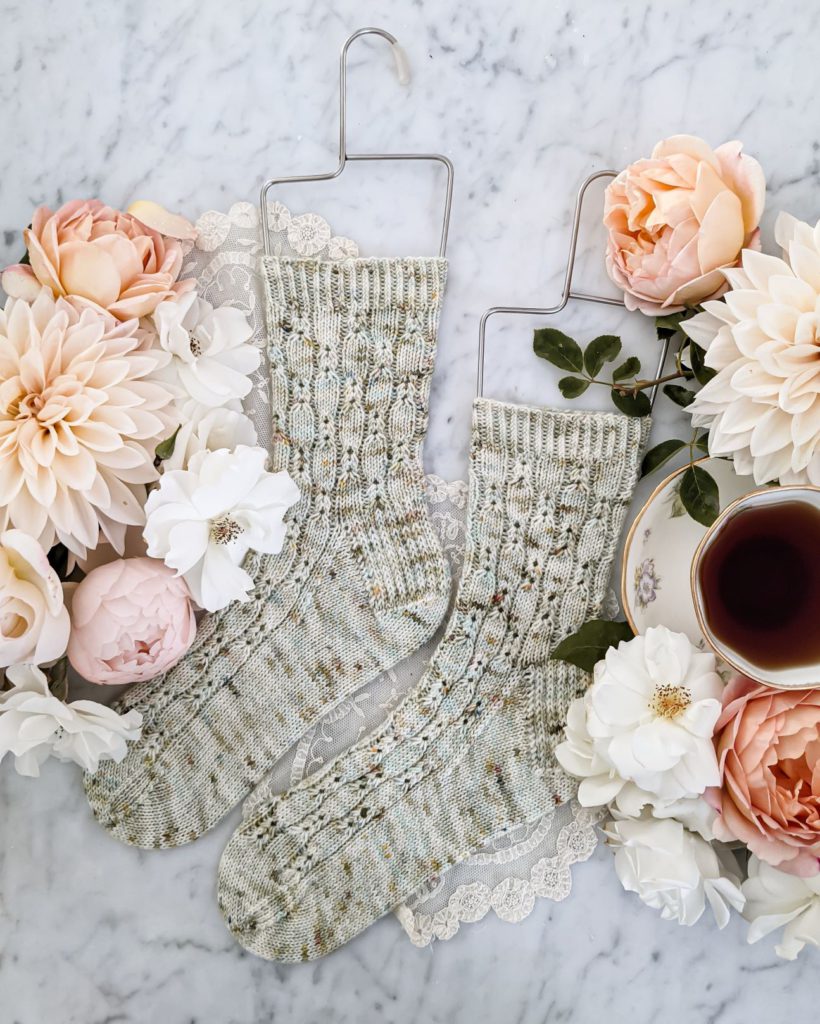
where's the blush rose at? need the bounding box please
[67,557,196,685]
[3,199,194,319]
[603,134,765,314]
[711,676,820,877]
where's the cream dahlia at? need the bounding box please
[0,289,176,557]
[684,212,820,484]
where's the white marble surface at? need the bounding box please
[2,0,820,1020]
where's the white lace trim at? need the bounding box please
[395,804,603,946]
[182,201,359,454]
[195,200,358,257]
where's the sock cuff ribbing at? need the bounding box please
[471,398,651,467]
[262,256,448,314]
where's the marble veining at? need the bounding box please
[2,0,819,1020]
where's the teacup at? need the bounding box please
[691,485,820,689]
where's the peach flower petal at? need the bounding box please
[604,135,765,315]
[1,265,43,302]
[127,200,197,241]
[713,676,820,877]
[8,199,190,321]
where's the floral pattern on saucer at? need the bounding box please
[633,558,661,610]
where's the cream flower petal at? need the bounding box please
[686,212,820,484]
[0,291,175,556]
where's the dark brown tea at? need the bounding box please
[698,499,820,671]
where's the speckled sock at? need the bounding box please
[84,257,451,848]
[218,399,649,961]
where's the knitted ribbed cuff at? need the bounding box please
[471,398,650,472]
[263,256,448,314]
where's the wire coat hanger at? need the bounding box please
[260,26,454,257]
[476,170,670,407]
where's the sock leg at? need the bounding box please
[84,258,450,847]
[218,400,649,959]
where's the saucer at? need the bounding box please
[621,457,759,656]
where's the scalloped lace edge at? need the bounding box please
[394,805,603,947]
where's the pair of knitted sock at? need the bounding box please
[84,256,648,960]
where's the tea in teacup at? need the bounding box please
[692,487,820,688]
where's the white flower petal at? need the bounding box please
[145,445,298,614]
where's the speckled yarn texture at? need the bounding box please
[84,257,451,848]
[219,399,650,961]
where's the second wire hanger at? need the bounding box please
[477,171,671,407]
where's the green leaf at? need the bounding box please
[47,657,69,702]
[18,224,32,266]
[655,308,698,340]
[558,375,590,399]
[552,618,635,672]
[641,438,687,477]
[663,384,696,408]
[583,334,622,377]
[155,426,180,461]
[689,340,717,386]
[533,328,584,373]
[610,387,651,417]
[612,356,641,382]
[47,542,70,581]
[694,432,710,454]
[680,464,720,526]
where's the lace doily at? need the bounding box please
[182,201,358,452]
[190,200,605,946]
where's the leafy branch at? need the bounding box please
[533,308,721,525]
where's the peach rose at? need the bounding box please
[711,676,820,877]
[2,199,194,320]
[67,557,196,685]
[604,135,765,314]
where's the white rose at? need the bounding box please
[557,626,723,806]
[152,291,260,412]
[0,663,142,776]
[161,407,258,472]
[0,530,70,667]
[143,445,300,612]
[743,856,820,961]
[605,814,745,928]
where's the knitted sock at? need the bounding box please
[218,399,649,960]
[84,257,451,848]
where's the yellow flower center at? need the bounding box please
[650,684,692,720]
[210,515,243,545]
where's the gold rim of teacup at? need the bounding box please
[620,455,712,634]
[689,483,820,680]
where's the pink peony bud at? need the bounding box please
[67,557,196,686]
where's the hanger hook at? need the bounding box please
[340,28,411,162]
[260,26,452,258]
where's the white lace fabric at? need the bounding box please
[185,201,358,452]
[192,199,602,946]
[396,802,602,945]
